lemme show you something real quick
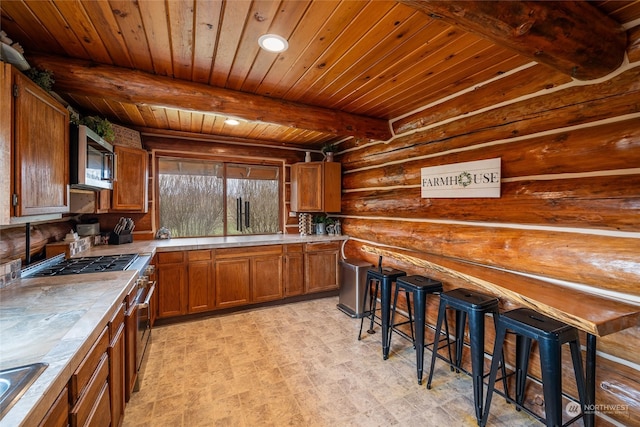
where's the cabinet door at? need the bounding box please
[157,261,186,318]
[215,258,250,308]
[322,162,342,213]
[251,255,283,302]
[291,163,322,212]
[284,252,304,297]
[124,301,137,402]
[38,386,69,427]
[97,189,111,213]
[108,323,125,427]
[188,250,214,313]
[111,146,148,212]
[305,250,340,293]
[13,70,69,216]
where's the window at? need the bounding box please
[158,157,280,237]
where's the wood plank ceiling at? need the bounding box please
[1,0,639,149]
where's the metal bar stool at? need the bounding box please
[481,308,587,427]
[358,264,406,360]
[426,288,507,425]
[388,275,443,384]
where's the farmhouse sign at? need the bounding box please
[421,158,501,198]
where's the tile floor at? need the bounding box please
[122,296,541,427]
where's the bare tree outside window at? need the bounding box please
[158,158,280,237]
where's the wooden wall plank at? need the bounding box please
[108,0,154,72]
[240,0,310,93]
[628,25,640,63]
[392,64,572,134]
[139,0,173,77]
[342,175,640,232]
[80,0,133,67]
[344,118,640,185]
[191,0,222,84]
[342,217,640,296]
[341,67,640,169]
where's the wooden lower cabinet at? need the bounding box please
[304,241,341,293]
[215,245,283,308]
[251,254,283,302]
[284,244,304,297]
[215,257,250,309]
[154,241,341,318]
[38,386,69,427]
[156,252,187,318]
[157,250,215,318]
[70,327,110,427]
[108,305,125,427]
[37,298,134,427]
[188,250,215,312]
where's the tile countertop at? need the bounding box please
[0,234,347,425]
[0,271,138,427]
[79,233,349,257]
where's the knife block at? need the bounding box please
[109,230,133,245]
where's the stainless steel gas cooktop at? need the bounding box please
[22,254,138,278]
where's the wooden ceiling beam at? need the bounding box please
[28,53,392,141]
[399,1,626,81]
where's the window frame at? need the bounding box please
[153,151,284,238]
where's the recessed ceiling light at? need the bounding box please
[225,119,240,126]
[258,34,288,53]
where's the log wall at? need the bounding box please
[339,42,640,425]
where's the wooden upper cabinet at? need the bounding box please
[291,162,341,213]
[11,66,69,216]
[111,145,148,212]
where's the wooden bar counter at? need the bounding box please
[362,245,640,427]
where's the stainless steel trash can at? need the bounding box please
[338,258,374,318]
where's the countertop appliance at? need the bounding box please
[70,124,115,190]
[21,253,138,277]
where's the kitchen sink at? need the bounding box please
[0,363,48,419]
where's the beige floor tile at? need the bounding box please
[122,296,541,427]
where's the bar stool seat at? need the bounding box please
[358,266,406,359]
[481,308,587,427]
[427,288,505,425]
[388,275,443,384]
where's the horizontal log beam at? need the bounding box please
[28,53,392,141]
[399,1,626,81]
[391,64,571,135]
[341,67,640,170]
[342,175,640,232]
[346,117,640,184]
[141,133,306,164]
[342,217,640,297]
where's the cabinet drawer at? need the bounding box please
[285,244,303,253]
[70,327,109,403]
[188,249,212,261]
[70,354,110,427]
[217,245,282,259]
[305,241,341,252]
[157,251,185,264]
